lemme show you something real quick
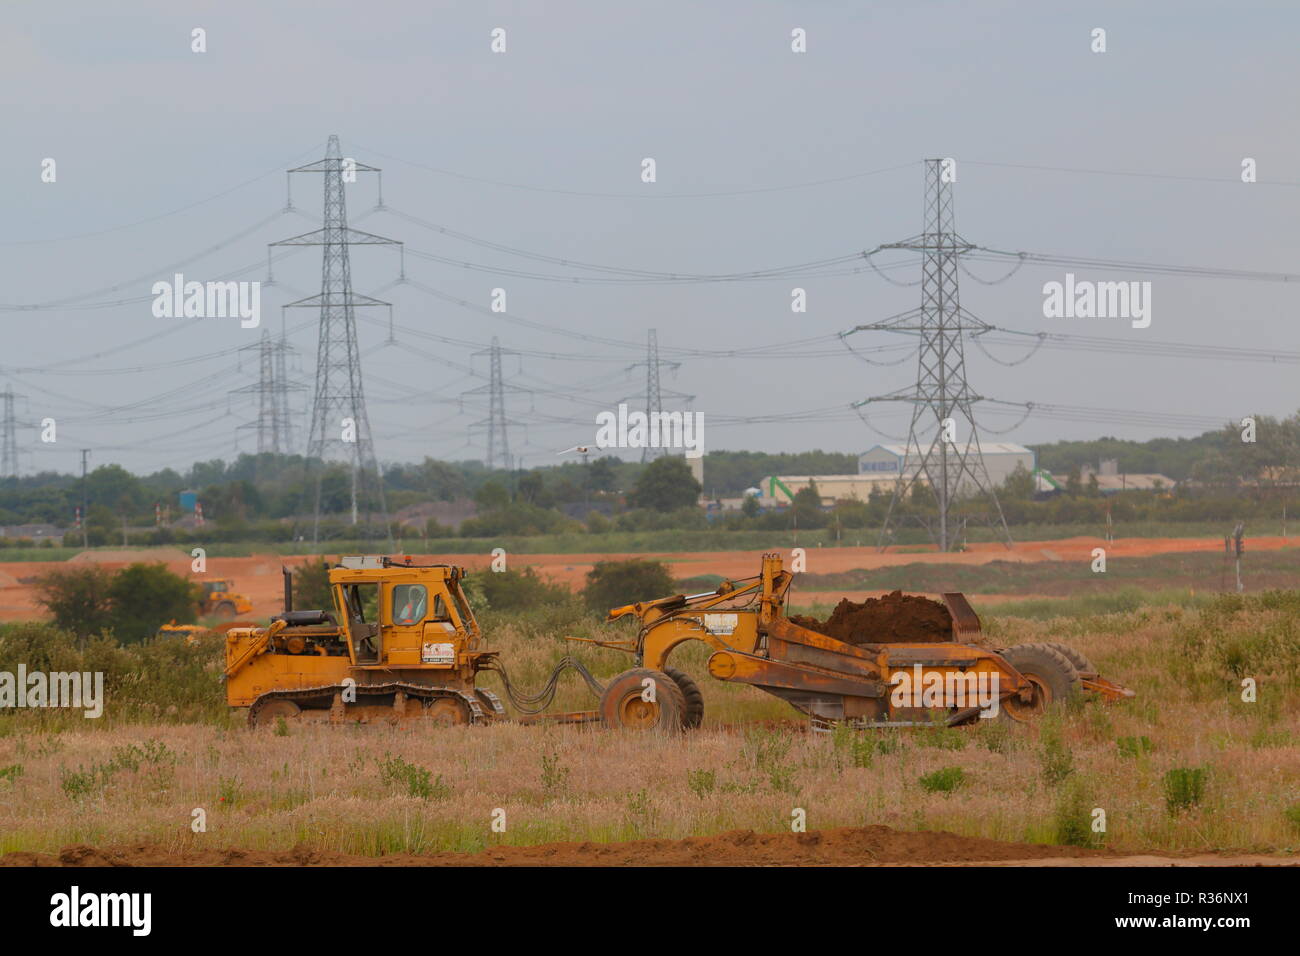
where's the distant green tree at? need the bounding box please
[291,559,334,612]
[792,483,825,528]
[32,565,115,637]
[582,559,676,612]
[588,457,619,493]
[1002,463,1035,500]
[627,457,701,512]
[517,472,551,506]
[107,563,202,644]
[741,494,760,518]
[459,501,577,537]
[475,480,510,512]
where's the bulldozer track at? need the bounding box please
[247,682,491,727]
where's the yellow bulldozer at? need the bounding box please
[224,556,505,727]
[587,552,1134,731]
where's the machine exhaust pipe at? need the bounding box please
[282,566,293,614]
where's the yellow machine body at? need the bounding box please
[199,578,255,620]
[599,552,1133,728]
[224,557,503,726]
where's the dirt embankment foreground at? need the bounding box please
[3,826,1295,867]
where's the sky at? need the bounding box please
[4,0,1299,476]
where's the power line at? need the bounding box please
[0,143,327,246]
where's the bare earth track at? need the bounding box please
[3,827,1295,867]
[3,535,1296,621]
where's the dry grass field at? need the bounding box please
[2,589,1299,862]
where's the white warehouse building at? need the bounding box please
[857,442,1035,494]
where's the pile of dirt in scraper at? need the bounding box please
[790,590,952,645]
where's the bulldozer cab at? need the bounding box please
[329,558,479,668]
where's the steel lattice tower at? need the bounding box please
[233,331,279,454]
[272,328,297,454]
[852,159,1012,552]
[642,330,664,462]
[270,135,399,543]
[464,338,528,470]
[234,326,302,458]
[486,339,508,469]
[623,329,692,462]
[1,386,19,478]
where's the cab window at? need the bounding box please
[392,584,429,625]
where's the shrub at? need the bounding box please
[919,766,965,794]
[540,751,570,795]
[1164,766,1208,816]
[686,768,716,798]
[107,563,201,643]
[0,622,227,725]
[1053,777,1102,848]
[32,565,114,637]
[473,567,570,612]
[1037,717,1075,785]
[1116,735,1154,758]
[582,559,675,612]
[379,754,449,801]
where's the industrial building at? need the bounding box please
[857,442,1035,493]
[755,474,895,507]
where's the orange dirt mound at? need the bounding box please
[790,590,952,644]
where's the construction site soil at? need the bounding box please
[3,535,1299,623]
[789,591,952,644]
[3,827,1293,867]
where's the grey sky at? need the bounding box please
[4,0,1298,476]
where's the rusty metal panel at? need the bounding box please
[942,592,982,641]
[766,635,881,680]
[722,651,886,700]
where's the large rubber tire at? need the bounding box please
[663,666,704,730]
[213,602,237,621]
[1044,642,1097,678]
[999,643,1080,721]
[599,668,685,732]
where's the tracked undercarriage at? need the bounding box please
[246,682,506,727]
